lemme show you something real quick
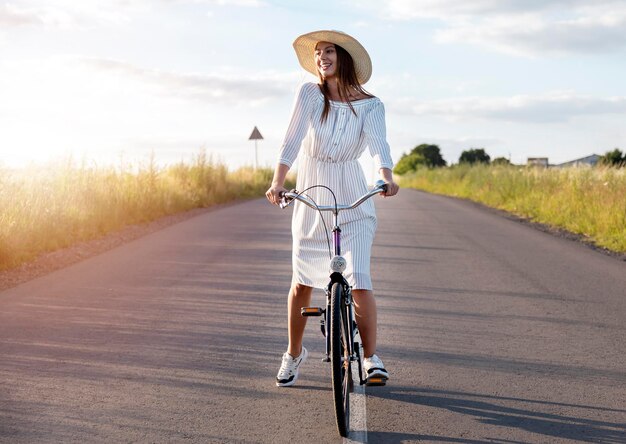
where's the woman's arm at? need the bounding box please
[277,84,314,168]
[265,163,290,206]
[363,102,397,197]
[266,84,314,206]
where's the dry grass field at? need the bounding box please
[0,154,286,271]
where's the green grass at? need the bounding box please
[0,153,290,271]
[398,164,626,254]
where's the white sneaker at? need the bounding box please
[363,354,389,383]
[276,347,308,387]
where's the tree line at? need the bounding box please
[393,144,625,175]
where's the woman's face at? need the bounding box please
[314,42,337,79]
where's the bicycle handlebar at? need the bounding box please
[279,180,388,212]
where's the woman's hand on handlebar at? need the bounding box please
[378,167,399,198]
[266,184,288,206]
[381,179,399,197]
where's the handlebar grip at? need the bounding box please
[374,179,388,193]
[278,189,298,209]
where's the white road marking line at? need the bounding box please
[344,362,367,443]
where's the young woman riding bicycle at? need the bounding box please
[265,29,399,387]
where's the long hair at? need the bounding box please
[318,44,372,123]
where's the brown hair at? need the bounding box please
[317,44,372,123]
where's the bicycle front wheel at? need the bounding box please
[330,281,352,437]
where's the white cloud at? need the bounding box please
[0,4,38,26]
[369,0,591,21]
[435,11,626,56]
[0,55,292,167]
[391,92,626,123]
[0,1,144,29]
[0,0,266,30]
[355,0,626,56]
[368,0,626,21]
[77,57,293,106]
[203,0,265,5]
[0,3,75,27]
[160,0,266,6]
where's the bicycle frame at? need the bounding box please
[280,180,387,386]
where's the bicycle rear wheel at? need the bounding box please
[330,281,352,437]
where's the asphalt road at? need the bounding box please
[1,189,625,443]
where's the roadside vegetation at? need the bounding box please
[0,152,289,271]
[395,145,626,254]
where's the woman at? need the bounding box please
[266,30,399,387]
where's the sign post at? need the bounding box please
[248,126,264,170]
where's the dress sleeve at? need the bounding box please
[278,83,314,168]
[363,100,394,171]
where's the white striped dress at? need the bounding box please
[278,82,394,290]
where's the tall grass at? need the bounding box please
[0,153,287,271]
[399,164,626,253]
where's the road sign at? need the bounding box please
[249,126,263,170]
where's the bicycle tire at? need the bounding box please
[330,281,351,437]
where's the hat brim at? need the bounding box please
[292,30,372,84]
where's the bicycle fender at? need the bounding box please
[329,272,349,286]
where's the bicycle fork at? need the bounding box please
[301,282,367,385]
[342,286,368,386]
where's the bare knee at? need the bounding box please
[352,289,376,316]
[352,289,374,300]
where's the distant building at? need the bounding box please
[527,157,549,167]
[555,154,601,168]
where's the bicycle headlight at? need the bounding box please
[330,255,347,273]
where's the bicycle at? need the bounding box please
[279,180,388,437]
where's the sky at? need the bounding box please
[2,0,626,172]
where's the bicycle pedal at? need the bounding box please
[301,307,324,317]
[365,376,387,387]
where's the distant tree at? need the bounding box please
[492,157,512,166]
[393,152,426,175]
[413,144,447,168]
[600,148,624,167]
[459,148,491,165]
[393,143,447,175]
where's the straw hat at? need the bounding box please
[292,30,372,84]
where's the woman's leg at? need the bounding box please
[287,282,313,357]
[352,289,377,357]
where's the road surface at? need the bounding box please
[1,189,625,443]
